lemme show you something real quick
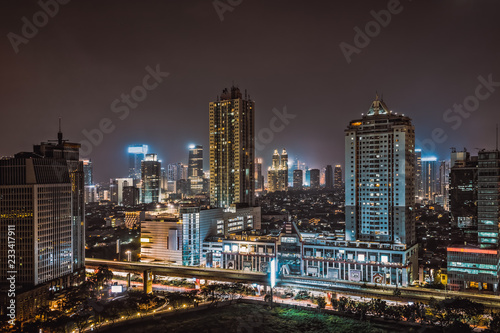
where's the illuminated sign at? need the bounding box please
[270,259,276,288]
[447,248,497,255]
[111,285,123,293]
[128,145,148,154]
[140,238,150,243]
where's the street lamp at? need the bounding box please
[126,250,131,262]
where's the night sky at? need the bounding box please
[1,0,500,182]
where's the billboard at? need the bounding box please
[111,285,123,293]
[349,270,361,282]
[372,272,384,284]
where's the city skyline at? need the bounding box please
[2,1,500,182]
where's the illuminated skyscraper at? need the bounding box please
[128,144,148,180]
[345,95,416,246]
[414,149,423,200]
[477,150,500,249]
[293,169,303,189]
[82,159,93,186]
[267,149,288,192]
[421,157,441,203]
[188,145,203,194]
[209,86,255,208]
[334,164,342,191]
[141,154,161,203]
[33,125,85,276]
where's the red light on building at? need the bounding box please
[447,247,497,255]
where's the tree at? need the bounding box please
[316,296,327,309]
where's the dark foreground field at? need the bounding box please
[102,303,436,333]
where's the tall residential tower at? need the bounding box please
[209,86,255,208]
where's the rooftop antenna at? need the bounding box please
[58,117,63,145]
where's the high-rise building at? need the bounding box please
[334,164,342,191]
[0,155,73,287]
[293,169,303,189]
[254,158,264,192]
[188,145,203,195]
[448,149,500,291]
[33,126,85,276]
[123,186,140,207]
[449,152,478,229]
[0,126,86,320]
[209,86,255,208]
[421,157,441,204]
[345,95,416,246]
[325,165,333,189]
[82,159,93,186]
[141,154,161,203]
[111,178,133,206]
[414,149,423,200]
[477,150,500,249]
[267,149,288,192]
[343,96,418,286]
[167,163,184,181]
[309,169,320,189]
[128,144,148,180]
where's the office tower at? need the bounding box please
[345,95,415,245]
[305,168,310,187]
[414,149,423,200]
[82,159,93,186]
[85,185,98,204]
[180,206,224,266]
[448,149,500,291]
[123,186,140,207]
[110,178,133,206]
[128,144,148,180]
[0,155,72,284]
[33,125,85,276]
[255,158,264,192]
[293,169,303,189]
[188,145,204,195]
[310,169,320,189]
[109,183,118,204]
[141,154,161,203]
[449,153,478,229]
[209,86,255,208]
[267,149,288,192]
[167,162,183,181]
[477,150,500,249]
[325,165,333,189]
[436,160,450,210]
[334,164,342,191]
[421,157,441,204]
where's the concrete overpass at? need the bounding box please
[87,259,500,308]
[86,258,270,285]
